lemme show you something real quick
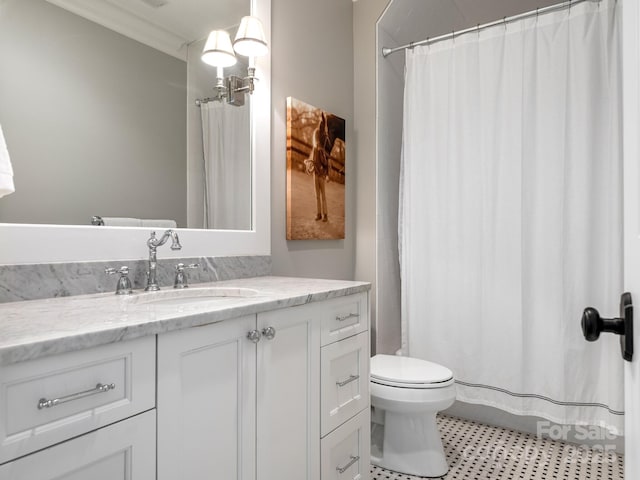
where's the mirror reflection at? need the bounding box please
[0,0,252,230]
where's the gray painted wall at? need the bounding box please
[0,0,187,226]
[270,0,356,280]
[354,0,390,354]
[375,26,404,355]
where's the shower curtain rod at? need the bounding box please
[381,0,599,58]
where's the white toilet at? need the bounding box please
[370,354,456,478]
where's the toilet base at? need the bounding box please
[377,410,449,478]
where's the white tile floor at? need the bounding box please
[371,414,624,480]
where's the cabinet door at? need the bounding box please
[257,304,321,480]
[157,316,256,480]
[0,410,155,480]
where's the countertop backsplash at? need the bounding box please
[0,255,272,303]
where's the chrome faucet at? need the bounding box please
[145,230,182,291]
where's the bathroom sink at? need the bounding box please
[127,287,260,307]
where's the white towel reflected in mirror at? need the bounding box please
[96,217,177,228]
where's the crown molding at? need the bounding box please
[45,0,188,60]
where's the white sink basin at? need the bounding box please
[127,287,260,307]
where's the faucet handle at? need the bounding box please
[174,263,199,289]
[175,263,199,271]
[105,266,129,275]
[105,266,133,295]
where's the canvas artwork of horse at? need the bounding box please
[286,98,346,240]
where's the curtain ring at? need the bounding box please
[503,16,507,31]
[477,24,480,39]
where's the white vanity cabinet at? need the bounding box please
[157,292,369,480]
[0,285,370,480]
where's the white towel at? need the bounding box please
[98,217,177,228]
[140,219,177,228]
[0,125,15,199]
[100,217,144,227]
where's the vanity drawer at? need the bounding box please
[0,410,156,480]
[321,293,368,346]
[321,331,369,437]
[321,409,370,480]
[0,336,155,464]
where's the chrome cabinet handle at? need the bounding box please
[336,455,360,474]
[38,382,116,410]
[262,326,276,340]
[247,329,262,343]
[336,313,359,322]
[336,374,360,387]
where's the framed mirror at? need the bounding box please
[0,0,270,263]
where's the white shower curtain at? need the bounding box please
[200,101,251,230]
[400,0,623,432]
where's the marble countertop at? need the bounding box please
[0,276,370,366]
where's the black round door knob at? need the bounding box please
[582,307,603,341]
[581,307,625,342]
[581,293,633,362]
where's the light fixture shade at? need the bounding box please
[233,16,268,57]
[202,30,237,67]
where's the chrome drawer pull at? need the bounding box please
[336,313,359,322]
[336,374,360,387]
[336,455,360,474]
[38,383,116,410]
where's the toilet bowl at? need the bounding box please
[370,354,456,478]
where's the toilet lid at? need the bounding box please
[370,354,453,386]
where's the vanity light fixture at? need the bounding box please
[201,30,237,102]
[200,16,268,107]
[233,16,268,58]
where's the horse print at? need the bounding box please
[286,98,346,240]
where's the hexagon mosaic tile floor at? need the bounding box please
[371,414,623,480]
